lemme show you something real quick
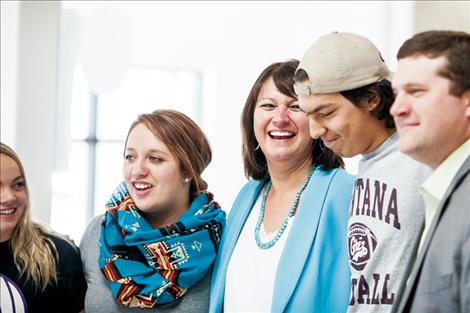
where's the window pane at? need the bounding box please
[57,67,202,242]
[50,142,89,242]
[70,65,91,140]
[96,68,201,141]
[94,141,126,216]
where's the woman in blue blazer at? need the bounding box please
[210,60,355,313]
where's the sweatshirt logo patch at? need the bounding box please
[348,223,377,270]
[1,274,27,313]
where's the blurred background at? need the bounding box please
[1,0,469,242]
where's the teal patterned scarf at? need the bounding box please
[99,182,226,308]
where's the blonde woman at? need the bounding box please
[0,143,86,313]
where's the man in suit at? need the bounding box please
[390,30,470,313]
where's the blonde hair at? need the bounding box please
[1,143,59,291]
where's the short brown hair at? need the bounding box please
[125,110,212,199]
[397,30,470,96]
[241,60,344,180]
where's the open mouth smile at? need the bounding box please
[0,207,17,216]
[268,130,295,140]
[133,182,152,191]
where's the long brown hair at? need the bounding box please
[124,109,212,200]
[1,142,59,291]
[241,60,344,180]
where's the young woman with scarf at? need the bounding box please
[80,109,226,312]
[0,142,86,313]
[210,60,355,313]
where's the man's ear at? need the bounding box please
[463,89,470,119]
[367,94,380,111]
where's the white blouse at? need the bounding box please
[224,192,294,313]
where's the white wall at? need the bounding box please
[415,1,470,33]
[72,1,411,216]
[1,1,19,147]
[2,1,61,224]
[3,1,419,233]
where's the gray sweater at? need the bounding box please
[347,133,432,313]
[79,215,210,313]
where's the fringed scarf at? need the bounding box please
[98,182,226,308]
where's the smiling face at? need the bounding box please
[122,123,190,227]
[298,88,388,157]
[391,55,470,168]
[0,154,27,242]
[253,76,313,169]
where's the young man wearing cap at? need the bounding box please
[390,30,470,313]
[293,32,431,313]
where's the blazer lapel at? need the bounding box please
[210,180,264,313]
[398,156,470,313]
[272,168,337,312]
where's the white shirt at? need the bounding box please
[417,137,470,252]
[224,192,294,313]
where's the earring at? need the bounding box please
[254,143,260,151]
[183,177,191,183]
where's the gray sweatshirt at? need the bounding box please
[79,215,210,313]
[347,132,431,313]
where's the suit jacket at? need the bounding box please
[209,167,355,313]
[395,156,470,313]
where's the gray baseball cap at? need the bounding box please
[294,31,391,95]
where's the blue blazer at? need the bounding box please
[210,167,355,313]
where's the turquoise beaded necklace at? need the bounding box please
[254,166,315,249]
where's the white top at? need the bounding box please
[418,137,470,252]
[224,192,294,313]
[347,133,431,313]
